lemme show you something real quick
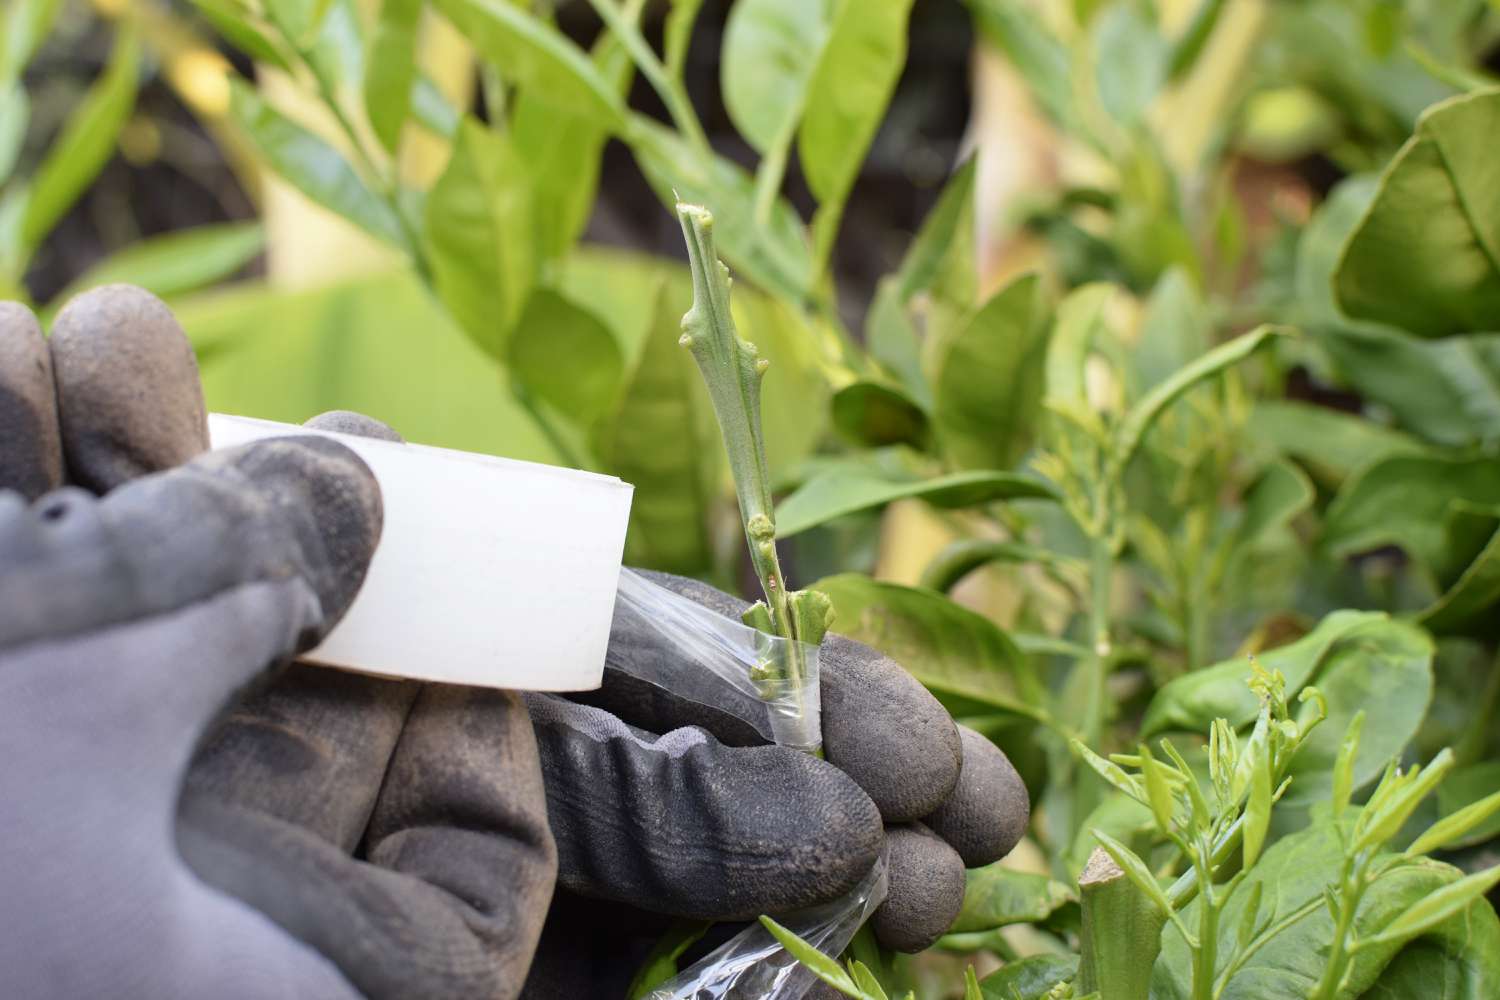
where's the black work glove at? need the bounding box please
[521,573,1031,997]
[0,286,555,1000]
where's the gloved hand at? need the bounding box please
[0,286,555,1000]
[520,573,1031,997]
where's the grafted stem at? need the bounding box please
[675,202,830,734]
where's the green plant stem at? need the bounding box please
[586,0,711,156]
[1078,847,1164,1000]
[675,202,829,745]
[1309,856,1363,1000]
[1167,815,1243,909]
[1191,844,1219,1000]
[1083,534,1114,746]
[752,116,797,227]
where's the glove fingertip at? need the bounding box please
[218,436,383,633]
[820,633,962,822]
[303,410,404,443]
[0,302,63,500]
[50,284,208,492]
[871,823,965,953]
[924,726,1030,868]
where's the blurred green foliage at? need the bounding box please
[11,0,1500,995]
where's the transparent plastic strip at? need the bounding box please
[612,570,882,998]
[610,569,822,753]
[647,856,889,1000]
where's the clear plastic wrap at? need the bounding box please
[647,856,889,1000]
[611,569,823,753]
[611,570,884,999]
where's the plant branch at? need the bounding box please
[587,0,710,156]
[752,114,797,227]
[675,202,831,739]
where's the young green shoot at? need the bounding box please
[675,200,831,735]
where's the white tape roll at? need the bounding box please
[209,413,634,691]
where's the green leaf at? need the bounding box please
[920,538,1084,595]
[1410,783,1500,856]
[45,222,263,313]
[1235,459,1314,551]
[810,573,1041,715]
[433,0,624,126]
[591,281,720,576]
[830,380,929,449]
[1072,740,1146,803]
[423,118,535,359]
[1243,751,1272,867]
[364,0,421,153]
[1090,829,1173,917]
[1417,506,1500,636]
[933,273,1052,471]
[187,0,292,70]
[1284,622,1431,811]
[1139,742,1176,832]
[513,23,633,263]
[1322,452,1500,577]
[777,465,1055,539]
[1303,179,1500,450]
[176,269,560,461]
[1247,400,1420,487]
[894,159,977,305]
[19,25,139,256]
[1114,325,1287,469]
[1427,762,1500,851]
[0,0,63,86]
[964,966,983,1000]
[1166,0,1227,80]
[1362,865,1500,949]
[629,119,812,304]
[1044,282,1113,403]
[1358,749,1456,852]
[1133,266,1209,394]
[507,289,623,425]
[0,83,29,187]
[1091,3,1166,126]
[850,961,891,1000]
[230,79,408,251]
[410,74,459,138]
[1154,820,1500,999]
[977,955,1078,1000]
[720,0,830,154]
[965,0,1073,128]
[865,278,929,409]
[1331,710,1365,819]
[952,865,1076,932]
[1142,612,1434,806]
[757,916,860,995]
[798,0,916,259]
[264,0,324,46]
[1336,91,1500,337]
[297,0,364,90]
[626,920,711,999]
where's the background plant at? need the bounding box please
[11,0,1500,996]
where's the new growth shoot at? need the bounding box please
[675,201,831,741]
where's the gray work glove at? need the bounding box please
[521,574,1031,997]
[0,286,555,1000]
